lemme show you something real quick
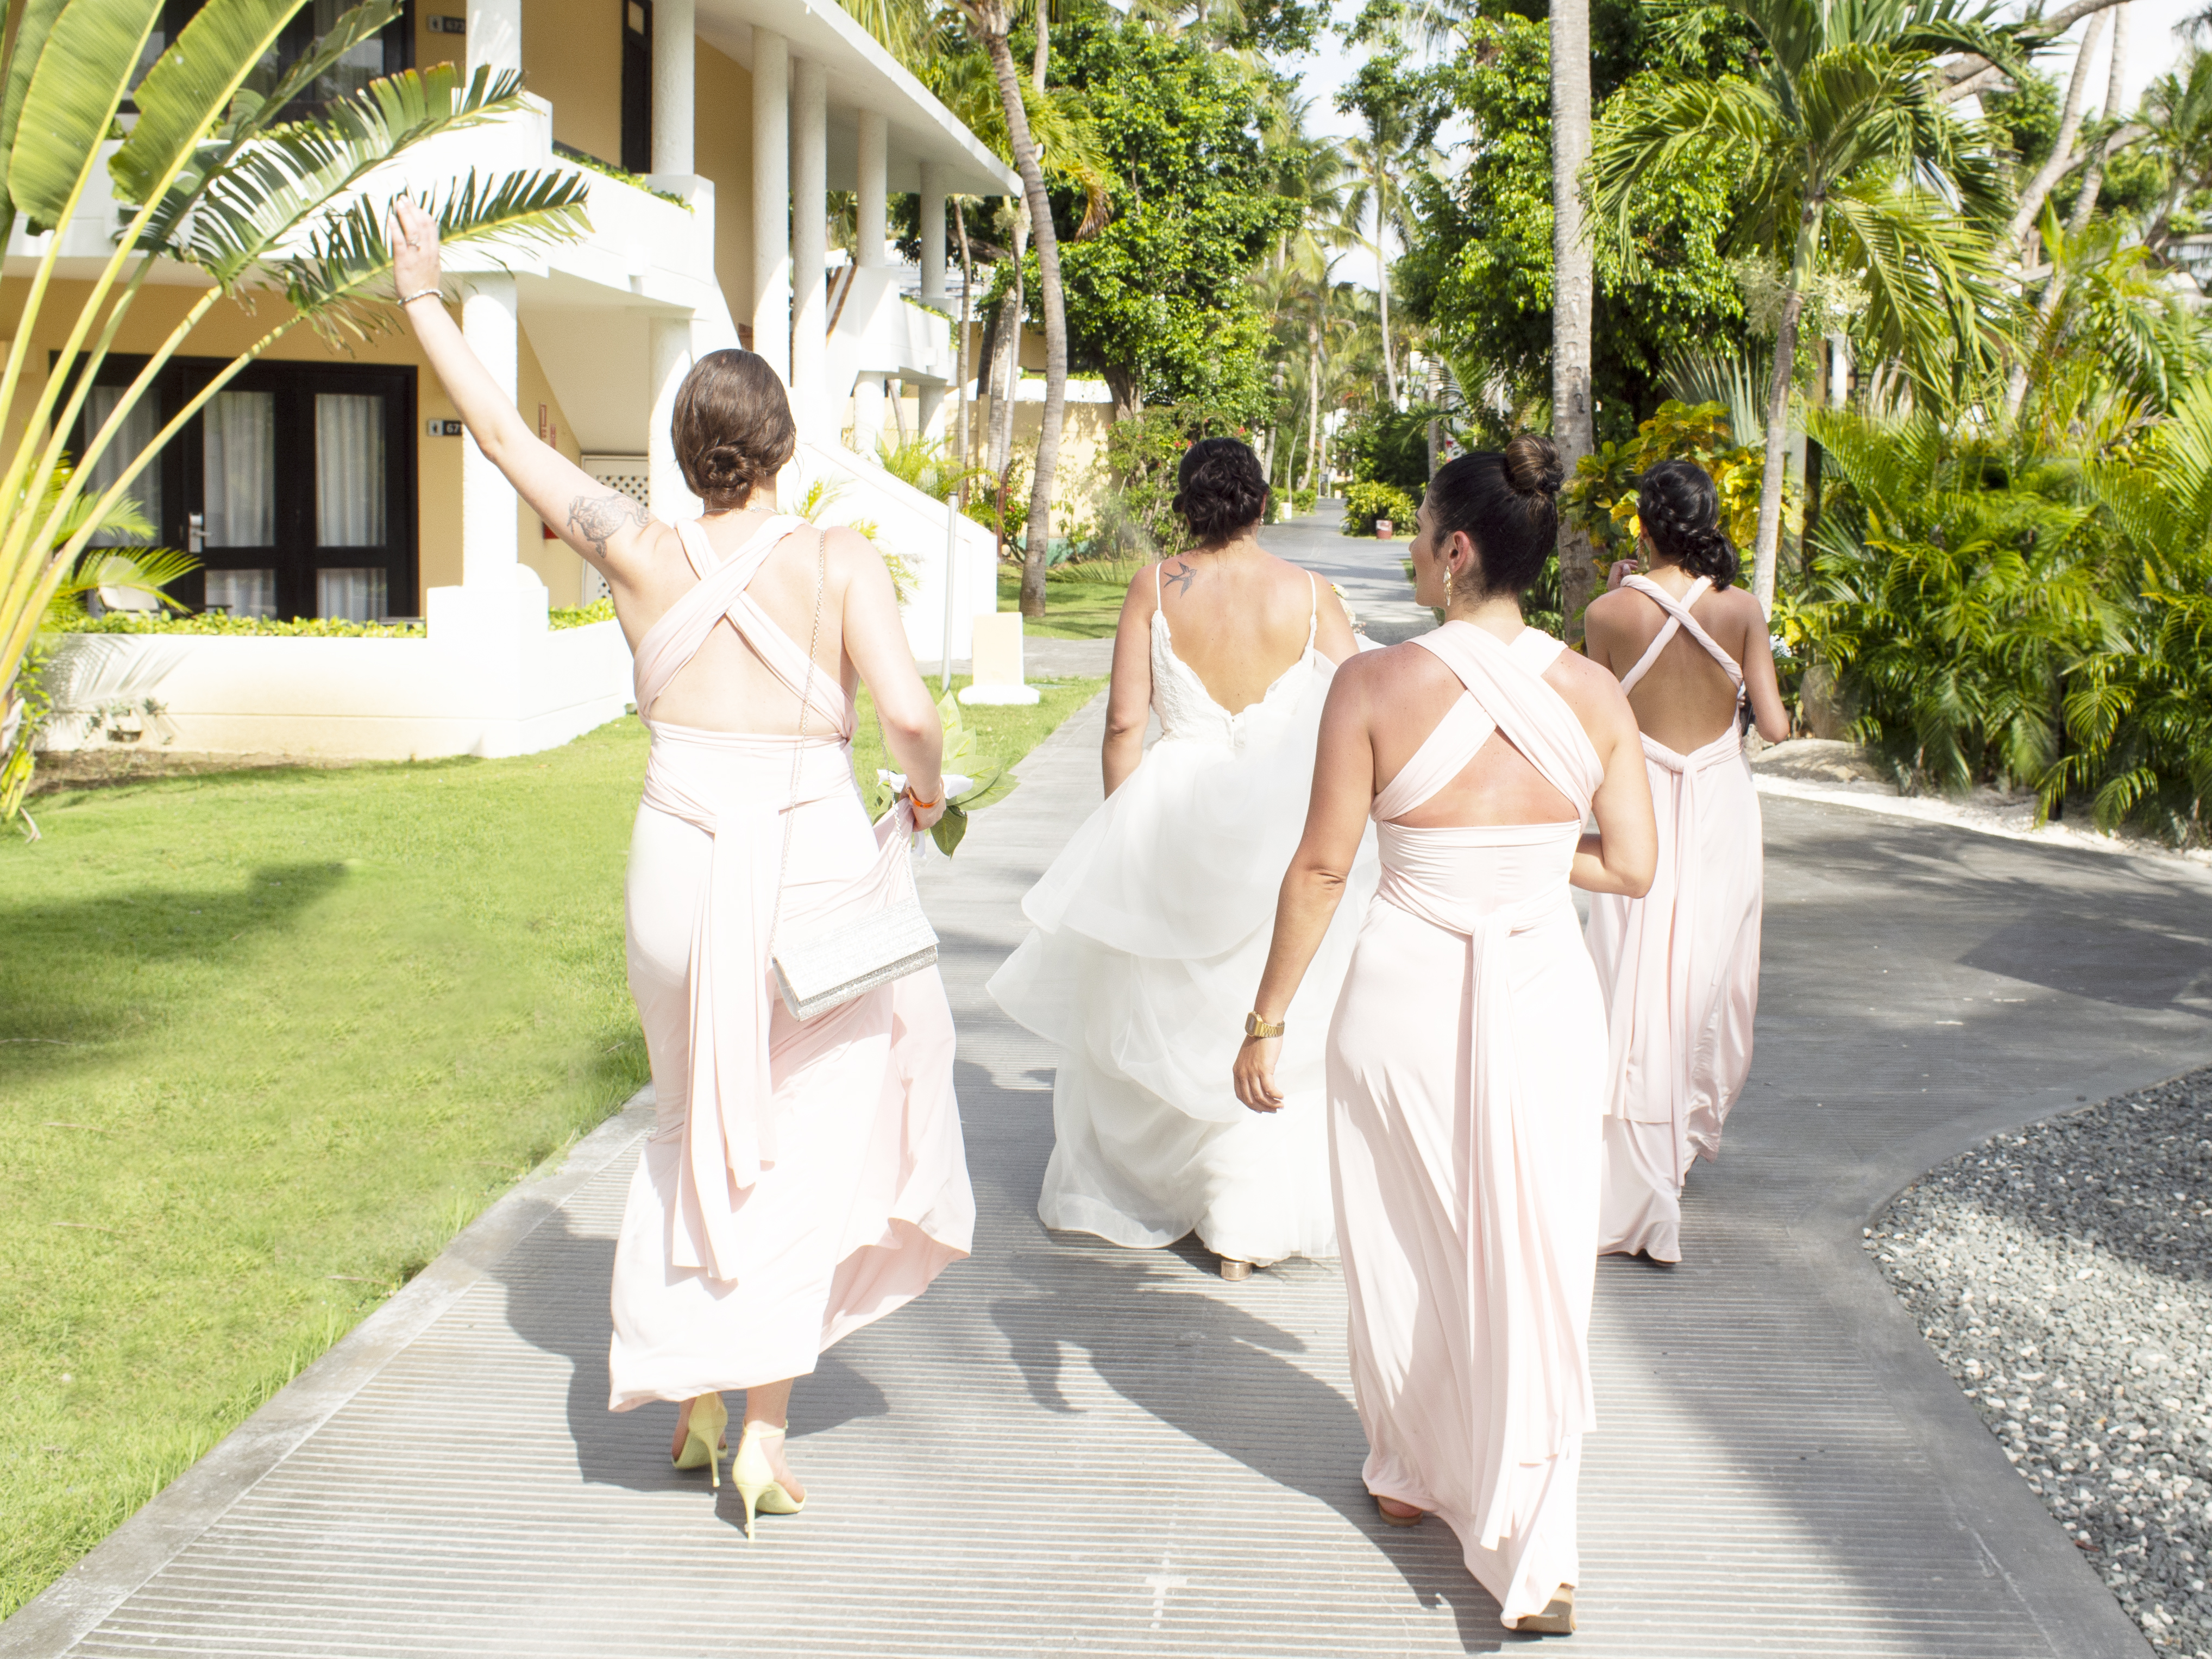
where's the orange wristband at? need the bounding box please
[904,784,942,812]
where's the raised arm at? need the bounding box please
[1232,659,1376,1113]
[1101,569,1156,796]
[389,198,671,587]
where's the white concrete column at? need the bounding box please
[853,374,886,458]
[916,383,946,439]
[651,0,694,176]
[461,275,519,586]
[750,29,790,382]
[467,0,520,75]
[791,56,828,437]
[649,317,700,521]
[1828,334,1850,409]
[918,161,946,305]
[857,110,888,268]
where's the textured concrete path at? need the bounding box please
[8,590,2212,1655]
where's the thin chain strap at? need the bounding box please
[767,529,828,956]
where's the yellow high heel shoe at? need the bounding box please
[732,1420,806,1539]
[673,1393,728,1489]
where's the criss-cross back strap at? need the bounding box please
[631,515,853,738]
[1372,624,1603,821]
[1617,575,1743,699]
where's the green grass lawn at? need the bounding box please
[998,564,1135,639]
[0,680,1098,1617]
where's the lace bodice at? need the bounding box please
[1149,569,1319,748]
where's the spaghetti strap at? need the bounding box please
[1305,571,1318,650]
[1154,562,1164,609]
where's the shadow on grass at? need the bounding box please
[0,860,348,1082]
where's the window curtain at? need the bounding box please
[203,391,275,546]
[316,393,386,548]
[205,568,276,618]
[317,567,386,622]
[312,0,384,103]
[83,386,161,545]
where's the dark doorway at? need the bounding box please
[621,0,652,174]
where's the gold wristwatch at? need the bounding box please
[1244,1011,1285,1040]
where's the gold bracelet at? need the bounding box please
[1244,1011,1285,1040]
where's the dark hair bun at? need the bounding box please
[1636,458,1738,588]
[1504,432,1564,499]
[1423,432,1561,599]
[1172,437,1270,543]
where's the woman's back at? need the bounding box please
[1146,548,1337,715]
[1584,573,1758,753]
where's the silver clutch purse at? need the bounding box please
[765,529,940,1022]
[771,892,939,1021]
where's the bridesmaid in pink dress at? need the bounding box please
[1234,438,1656,1635]
[391,204,972,1532]
[1582,461,1788,1262]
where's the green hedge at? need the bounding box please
[1342,480,1418,537]
[62,601,618,637]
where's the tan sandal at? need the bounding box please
[1513,1586,1576,1635]
[1374,1494,1424,1527]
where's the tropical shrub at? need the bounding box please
[1794,409,2127,800]
[1560,399,1782,569]
[877,433,992,504]
[1343,480,1418,536]
[1338,403,1442,493]
[1097,403,1249,557]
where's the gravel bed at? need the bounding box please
[1868,1068,2212,1655]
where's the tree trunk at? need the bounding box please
[1752,205,1818,609]
[2003,7,2110,258]
[1375,162,1398,410]
[1549,0,1598,644]
[2066,3,2132,236]
[1304,329,1322,498]
[982,25,1065,619]
[986,262,1022,477]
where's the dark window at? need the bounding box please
[62,356,418,622]
[621,0,651,174]
[131,0,414,121]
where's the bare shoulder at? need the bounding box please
[1544,641,1637,726]
[1583,586,1642,626]
[1706,582,1771,643]
[1340,636,1448,695]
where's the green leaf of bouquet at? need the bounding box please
[931,802,969,857]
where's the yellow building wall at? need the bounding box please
[523,0,624,165]
[0,281,589,613]
[694,40,755,324]
[413,0,466,72]
[516,327,587,606]
[961,394,1112,529]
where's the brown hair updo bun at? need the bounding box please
[671,349,797,510]
[1171,436,1270,543]
[1635,458,1739,588]
[1424,432,1563,595]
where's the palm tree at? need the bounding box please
[1592,0,2010,608]
[0,0,588,772]
[950,0,1069,619]
[1342,122,1416,409]
[1551,0,1598,639]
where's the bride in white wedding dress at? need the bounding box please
[989,438,1375,1277]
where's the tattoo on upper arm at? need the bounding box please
[567,492,650,560]
[1162,560,1195,595]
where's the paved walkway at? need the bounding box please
[8,549,2212,1656]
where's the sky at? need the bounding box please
[1288,0,2200,281]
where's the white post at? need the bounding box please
[1828,335,1849,410]
[857,110,888,269]
[750,29,790,382]
[651,0,694,176]
[853,374,886,458]
[467,0,520,74]
[919,161,946,305]
[649,317,699,521]
[791,56,828,438]
[461,275,520,586]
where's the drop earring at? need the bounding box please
[1443,564,1454,608]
